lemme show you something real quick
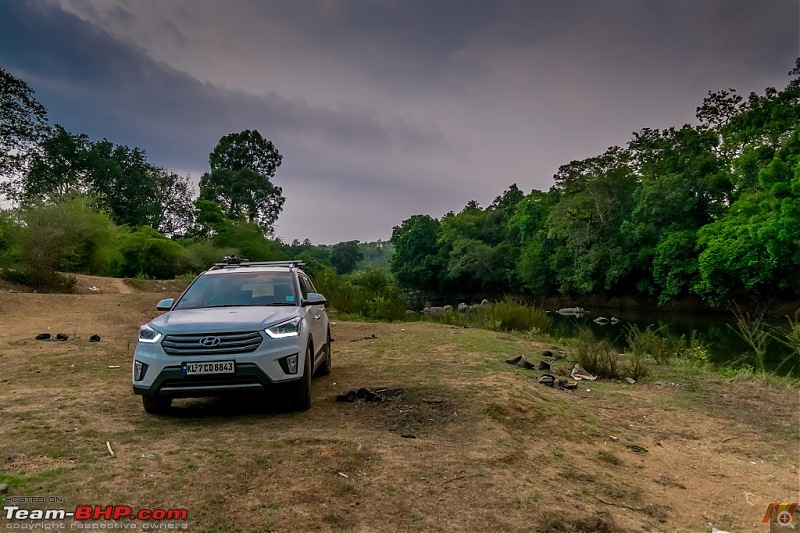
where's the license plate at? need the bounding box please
[181,360,235,376]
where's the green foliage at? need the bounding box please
[422,299,552,336]
[199,130,284,234]
[573,328,623,379]
[624,325,674,365]
[3,198,119,289]
[212,219,288,262]
[313,267,406,321]
[385,60,800,308]
[476,297,552,333]
[0,67,50,184]
[330,240,363,275]
[390,214,444,291]
[118,227,193,279]
[356,240,393,270]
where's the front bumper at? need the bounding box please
[132,363,300,398]
[132,332,305,398]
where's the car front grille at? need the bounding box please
[161,331,263,356]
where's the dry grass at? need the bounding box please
[0,279,798,532]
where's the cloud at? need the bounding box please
[0,1,452,171]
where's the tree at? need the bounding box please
[152,168,195,235]
[87,140,161,228]
[390,214,445,291]
[200,130,285,234]
[17,124,91,202]
[0,67,50,195]
[330,240,364,275]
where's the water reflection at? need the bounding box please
[547,309,798,376]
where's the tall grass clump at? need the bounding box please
[729,305,770,374]
[625,325,674,364]
[476,297,552,334]
[574,327,622,379]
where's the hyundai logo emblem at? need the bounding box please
[199,336,221,347]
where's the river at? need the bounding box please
[547,307,799,376]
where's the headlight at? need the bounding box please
[138,324,163,343]
[265,317,302,339]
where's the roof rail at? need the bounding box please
[209,259,306,270]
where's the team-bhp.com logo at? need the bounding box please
[4,504,188,521]
[763,502,800,531]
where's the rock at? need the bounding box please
[593,317,610,325]
[55,333,69,341]
[505,355,523,365]
[557,307,586,316]
[457,302,468,312]
[442,305,453,312]
[35,333,51,341]
[89,335,101,342]
[0,483,8,494]
[537,361,551,371]
[401,433,417,439]
[625,377,636,384]
[405,310,418,316]
[541,350,553,358]
[609,317,620,324]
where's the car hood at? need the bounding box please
[149,306,297,334]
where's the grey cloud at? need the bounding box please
[0,1,450,171]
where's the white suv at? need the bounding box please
[132,260,331,413]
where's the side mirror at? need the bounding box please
[303,293,327,306]
[156,298,174,311]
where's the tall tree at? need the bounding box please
[0,67,50,195]
[200,130,285,234]
[330,240,364,275]
[390,214,444,291]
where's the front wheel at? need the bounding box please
[142,395,172,415]
[295,346,312,411]
[315,330,332,377]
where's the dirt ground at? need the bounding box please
[0,276,798,532]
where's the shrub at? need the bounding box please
[4,198,120,289]
[625,324,674,364]
[118,226,194,279]
[476,297,552,333]
[574,327,622,379]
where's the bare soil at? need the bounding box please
[0,276,798,532]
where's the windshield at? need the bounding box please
[173,271,298,310]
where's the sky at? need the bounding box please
[0,0,798,244]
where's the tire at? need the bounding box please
[295,345,312,411]
[142,395,172,415]
[315,330,332,377]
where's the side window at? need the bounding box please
[298,275,311,299]
[302,274,317,293]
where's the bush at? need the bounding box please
[312,267,407,321]
[574,327,622,379]
[625,325,674,364]
[118,226,194,279]
[420,298,552,335]
[213,220,287,262]
[4,198,120,289]
[476,297,552,333]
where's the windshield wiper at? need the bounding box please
[264,302,296,306]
